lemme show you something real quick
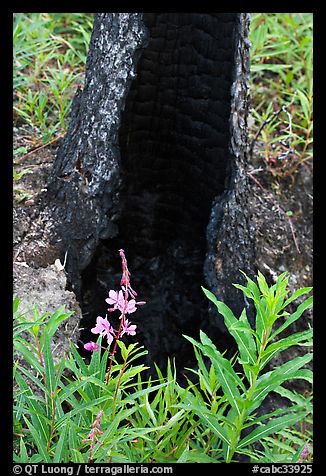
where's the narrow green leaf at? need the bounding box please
[239,308,257,362]
[244,404,303,427]
[189,345,213,396]
[239,271,262,302]
[251,64,293,72]
[233,283,257,301]
[43,332,56,397]
[56,395,111,425]
[197,412,230,445]
[13,296,21,313]
[67,342,97,401]
[201,344,244,415]
[270,296,313,340]
[14,319,45,338]
[145,393,157,426]
[68,421,83,462]
[190,332,247,393]
[251,353,313,412]
[176,444,189,462]
[201,289,257,366]
[273,386,312,411]
[297,90,310,122]
[288,368,313,384]
[71,449,86,464]
[68,341,89,375]
[116,340,128,360]
[123,381,169,403]
[261,329,312,368]
[93,410,140,461]
[23,416,51,462]
[88,337,104,393]
[164,409,185,428]
[15,372,50,444]
[263,436,296,454]
[15,365,47,394]
[257,271,270,297]
[185,452,222,462]
[42,307,73,343]
[238,411,307,449]
[53,423,68,462]
[255,302,269,349]
[54,356,68,391]
[283,287,312,308]
[14,339,45,376]
[19,437,29,461]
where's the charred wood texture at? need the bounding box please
[21,13,255,370]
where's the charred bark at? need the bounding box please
[204,13,255,322]
[19,13,255,370]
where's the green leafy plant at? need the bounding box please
[182,271,312,462]
[13,267,312,463]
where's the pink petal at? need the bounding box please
[106,290,119,305]
[126,300,137,313]
[127,326,136,336]
[122,319,137,336]
[106,332,114,345]
[91,316,106,334]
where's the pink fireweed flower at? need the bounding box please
[105,290,124,311]
[297,444,309,463]
[84,341,100,352]
[91,316,115,344]
[82,409,104,463]
[121,318,137,336]
[126,298,146,312]
[116,299,146,316]
[106,290,146,315]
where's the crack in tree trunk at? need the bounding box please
[16,13,255,371]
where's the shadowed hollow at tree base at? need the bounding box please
[61,13,255,371]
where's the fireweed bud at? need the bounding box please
[84,341,99,351]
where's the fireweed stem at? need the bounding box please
[112,356,128,419]
[35,335,44,368]
[105,295,128,386]
[226,327,271,463]
[104,249,142,386]
[47,392,56,451]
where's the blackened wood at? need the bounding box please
[20,13,255,329]
[204,13,256,324]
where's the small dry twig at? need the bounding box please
[13,133,65,165]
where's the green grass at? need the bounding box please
[249,13,313,177]
[13,13,94,144]
[13,13,313,180]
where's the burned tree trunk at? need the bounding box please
[19,13,255,370]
